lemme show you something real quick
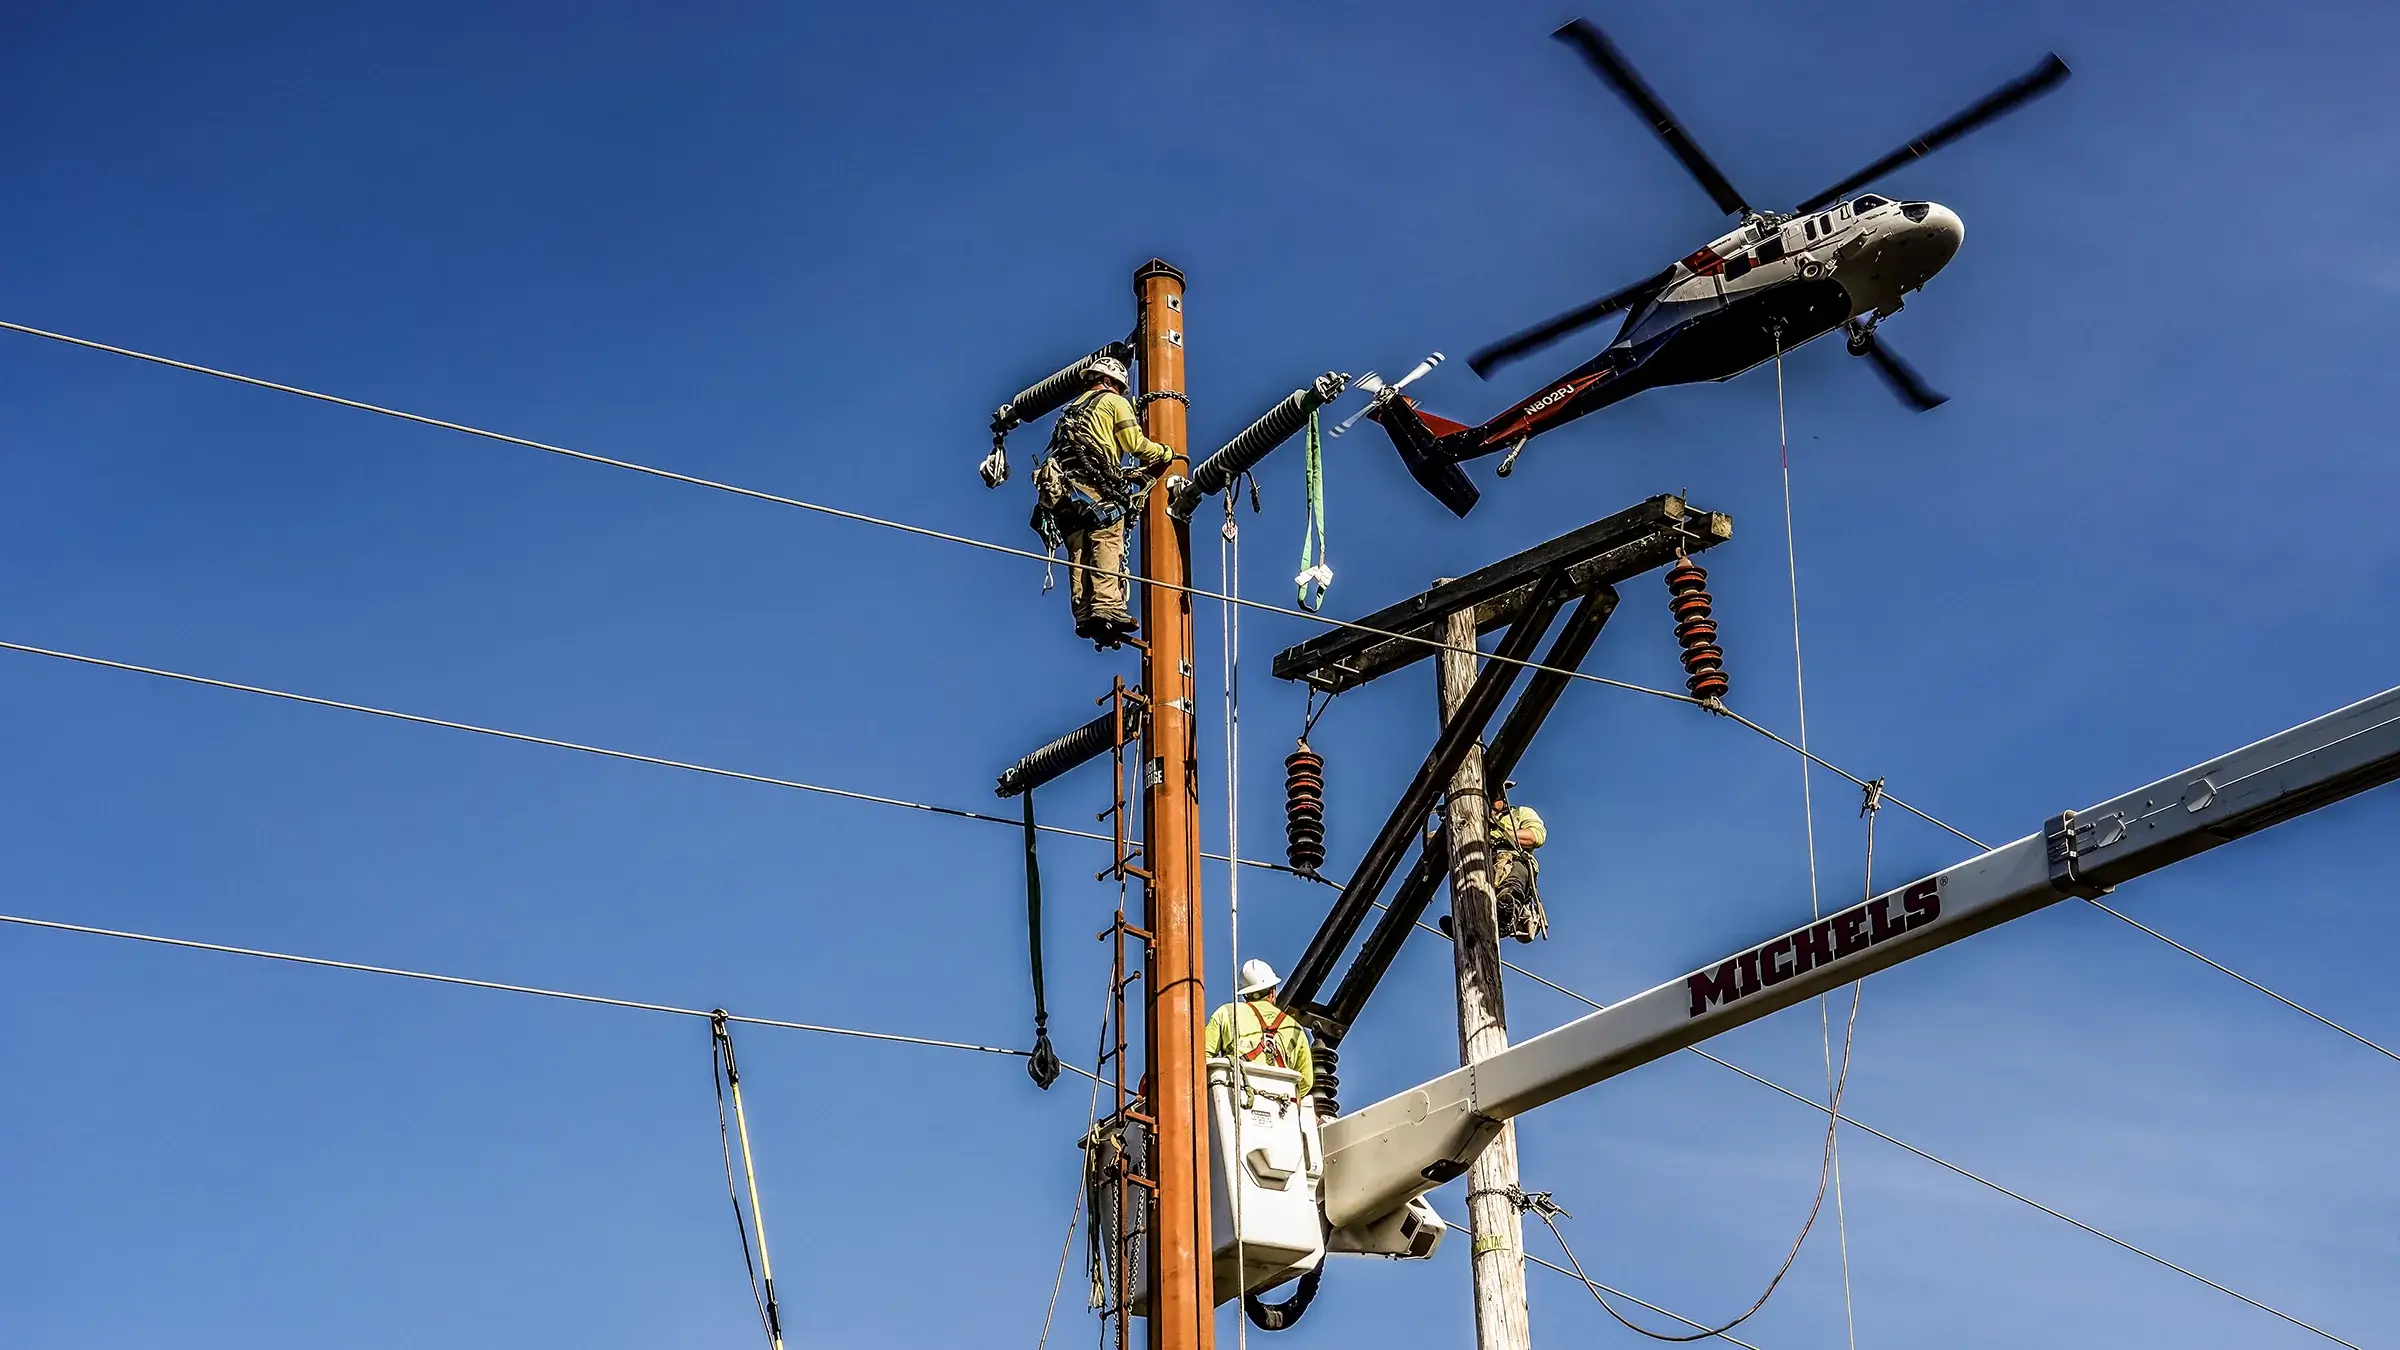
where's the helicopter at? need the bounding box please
[1353,19,2070,516]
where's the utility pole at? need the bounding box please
[1438,605,1533,1350]
[1133,258,1212,1350]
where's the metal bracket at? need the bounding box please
[2043,809,2113,898]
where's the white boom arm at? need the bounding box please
[1318,684,2400,1232]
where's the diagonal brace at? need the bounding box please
[1314,585,1620,1038]
[1282,570,1570,1017]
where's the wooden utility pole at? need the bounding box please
[1133,258,1212,1350]
[1438,605,1534,1350]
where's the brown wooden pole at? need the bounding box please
[1133,258,1211,1350]
[1438,605,1534,1350]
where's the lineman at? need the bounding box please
[1204,958,1314,1096]
[1033,356,1176,647]
[1490,781,1548,943]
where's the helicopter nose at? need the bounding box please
[1906,201,1964,264]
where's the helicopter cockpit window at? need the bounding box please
[1853,194,1889,210]
[1755,235,1785,264]
[1724,253,1753,280]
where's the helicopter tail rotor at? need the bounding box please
[1331,352,1447,437]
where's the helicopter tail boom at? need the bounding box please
[1367,397,1483,517]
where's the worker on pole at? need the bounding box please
[1205,959,1314,1096]
[1033,355,1175,647]
[1490,782,1548,943]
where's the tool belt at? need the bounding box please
[1032,457,1127,538]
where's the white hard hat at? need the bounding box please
[1088,355,1130,387]
[1238,958,1280,997]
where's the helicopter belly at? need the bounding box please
[1635,279,1851,387]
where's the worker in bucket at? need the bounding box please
[1490,781,1548,943]
[1031,355,1175,647]
[1204,958,1314,1096]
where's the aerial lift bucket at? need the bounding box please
[1086,1059,1444,1316]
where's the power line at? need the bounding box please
[0,318,1691,710]
[1496,954,2363,1349]
[1699,701,2395,1067]
[1708,703,1983,850]
[0,910,1031,1058]
[2082,898,2400,1066]
[1688,1046,2360,1349]
[0,635,1297,879]
[20,318,2381,1316]
[2,315,1971,816]
[8,336,2378,1089]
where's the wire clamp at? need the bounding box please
[1504,1184,1571,1219]
[2043,809,2114,898]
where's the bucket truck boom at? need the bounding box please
[1315,683,2400,1233]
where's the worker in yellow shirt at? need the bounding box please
[1204,958,1314,1096]
[1034,355,1176,646]
[1490,781,1548,943]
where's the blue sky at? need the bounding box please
[1,1,2395,1347]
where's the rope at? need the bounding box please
[1773,335,1859,1350]
[1036,1005,1111,1350]
[1219,494,1258,1347]
[1022,792,1061,1089]
[1295,409,1331,611]
[0,910,1036,1058]
[710,1013,788,1350]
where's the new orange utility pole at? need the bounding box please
[1133,258,1212,1350]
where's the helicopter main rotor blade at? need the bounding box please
[1553,19,1750,218]
[1468,267,1674,378]
[1793,53,2070,214]
[1860,332,1949,411]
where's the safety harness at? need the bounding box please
[1235,999,1293,1069]
[1029,389,1139,551]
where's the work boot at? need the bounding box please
[1089,609,1136,649]
[1073,612,1109,642]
